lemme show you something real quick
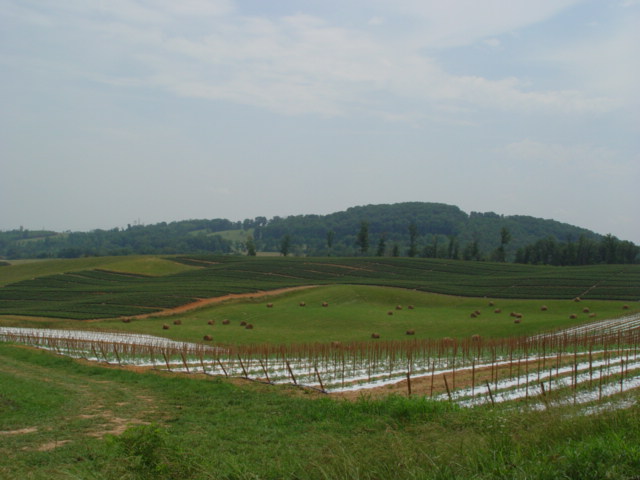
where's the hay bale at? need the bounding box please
[121,318,131,323]
[471,334,481,342]
[322,302,329,307]
[541,305,548,311]
[510,312,517,317]
[569,314,578,319]
[589,313,597,318]
[474,310,481,316]
[299,302,306,307]
[395,305,403,310]
[331,341,342,348]
[623,305,630,310]
[240,321,247,326]
[582,307,590,313]
[406,329,415,335]
[207,320,215,325]
[514,318,521,324]
[203,335,213,341]
[173,319,182,325]
[574,297,581,302]
[494,309,502,314]
[266,303,274,308]
[515,313,523,319]
[222,319,230,325]
[245,324,254,330]
[408,305,415,310]
[371,333,380,339]
[162,324,170,330]
[488,301,495,307]
[387,311,394,316]
[470,312,477,318]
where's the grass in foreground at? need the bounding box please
[2,343,640,480]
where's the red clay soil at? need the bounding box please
[130,285,318,320]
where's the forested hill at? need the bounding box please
[1,202,637,263]
[254,202,604,259]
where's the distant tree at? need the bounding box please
[326,230,335,256]
[280,235,291,257]
[492,227,512,262]
[376,234,386,257]
[392,244,400,257]
[245,235,256,256]
[447,235,459,259]
[356,221,369,255]
[408,222,418,257]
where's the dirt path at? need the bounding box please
[131,285,318,319]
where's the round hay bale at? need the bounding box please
[222,319,230,325]
[207,320,215,325]
[395,305,403,310]
[406,329,415,335]
[245,324,254,330]
[515,313,523,319]
[582,307,590,313]
[541,305,548,311]
[623,305,630,310]
[240,321,247,326]
[510,312,517,317]
[299,302,306,307]
[589,313,597,318]
[474,310,481,316]
[266,303,274,308]
[203,335,213,341]
[173,319,182,325]
[387,311,394,316]
[162,324,170,330]
[574,297,581,302]
[470,312,477,318]
[471,334,481,342]
[488,301,495,307]
[121,318,131,323]
[322,302,329,307]
[569,314,578,319]
[494,309,502,314]
[514,318,521,324]
[331,341,342,348]
[408,305,415,310]
[371,333,380,339]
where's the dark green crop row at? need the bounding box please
[1,256,638,320]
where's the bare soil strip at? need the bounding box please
[131,285,318,319]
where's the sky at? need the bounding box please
[1,0,639,243]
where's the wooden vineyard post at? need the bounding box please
[540,382,549,409]
[162,351,171,371]
[406,371,412,397]
[216,357,228,377]
[471,359,476,396]
[443,374,452,402]
[180,352,190,373]
[237,355,248,378]
[485,381,495,407]
[113,343,122,366]
[286,360,297,386]
[259,359,271,384]
[314,366,325,393]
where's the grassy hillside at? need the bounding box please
[2,342,640,480]
[0,256,638,322]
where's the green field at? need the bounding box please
[2,256,640,479]
[2,342,640,480]
[0,255,638,323]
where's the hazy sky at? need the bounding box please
[1,0,639,242]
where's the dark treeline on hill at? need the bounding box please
[1,202,638,264]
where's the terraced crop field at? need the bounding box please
[0,256,638,321]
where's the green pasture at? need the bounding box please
[0,255,197,286]
[91,285,633,345]
[2,342,640,480]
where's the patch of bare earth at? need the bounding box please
[131,285,318,319]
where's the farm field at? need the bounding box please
[1,255,640,479]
